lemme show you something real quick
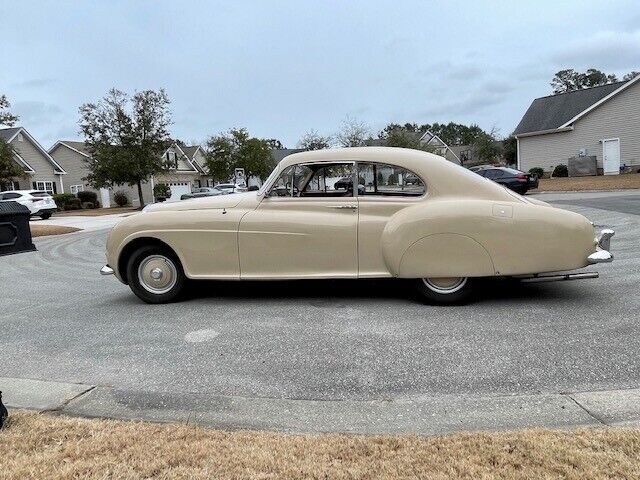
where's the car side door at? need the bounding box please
[238,162,358,279]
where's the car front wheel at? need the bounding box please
[416,277,474,305]
[126,245,186,304]
[40,212,52,219]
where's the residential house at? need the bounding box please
[153,143,210,201]
[364,131,462,164]
[0,127,66,193]
[49,140,153,207]
[49,140,211,206]
[514,75,640,175]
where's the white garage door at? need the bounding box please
[166,182,191,202]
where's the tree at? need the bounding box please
[623,71,640,81]
[502,135,517,166]
[335,117,370,147]
[0,95,19,127]
[79,88,172,207]
[380,125,424,149]
[297,130,331,150]
[204,128,273,183]
[0,94,23,185]
[551,68,620,94]
[0,137,24,185]
[472,128,503,163]
[265,138,284,150]
[378,122,485,147]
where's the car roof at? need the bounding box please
[1,190,49,195]
[274,147,520,201]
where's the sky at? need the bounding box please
[2,0,640,148]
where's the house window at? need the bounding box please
[167,151,178,169]
[35,181,55,195]
[1,181,16,192]
[17,133,23,142]
[70,184,84,194]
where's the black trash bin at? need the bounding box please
[0,201,36,256]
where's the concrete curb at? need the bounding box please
[4,377,640,434]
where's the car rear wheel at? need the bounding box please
[416,277,474,305]
[126,245,185,304]
[40,212,52,220]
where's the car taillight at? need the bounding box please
[516,174,528,182]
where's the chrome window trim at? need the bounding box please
[354,160,428,200]
[265,160,357,199]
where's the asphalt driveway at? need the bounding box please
[1,191,639,433]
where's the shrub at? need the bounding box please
[113,190,129,207]
[153,183,171,200]
[552,164,568,177]
[66,198,82,210]
[52,193,76,210]
[528,167,544,179]
[77,190,98,204]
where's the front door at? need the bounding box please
[603,138,621,175]
[100,188,111,208]
[239,162,358,279]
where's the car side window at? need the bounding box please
[357,163,425,197]
[2,192,20,199]
[300,163,354,197]
[268,166,295,197]
[485,169,502,179]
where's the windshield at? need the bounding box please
[258,166,280,195]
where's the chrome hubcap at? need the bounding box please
[422,277,467,294]
[138,255,177,294]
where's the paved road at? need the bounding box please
[1,191,639,432]
[30,212,131,231]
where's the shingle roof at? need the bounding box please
[181,145,199,159]
[514,81,628,135]
[0,127,21,141]
[271,148,305,164]
[58,140,90,155]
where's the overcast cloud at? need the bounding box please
[1,0,638,147]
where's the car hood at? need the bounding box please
[143,192,254,212]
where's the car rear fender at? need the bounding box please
[381,200,496,278]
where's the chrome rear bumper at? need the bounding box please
[520,272,599,283]
[100,265,114,275]
[588,229,614,264]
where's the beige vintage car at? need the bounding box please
[101,147,614,304]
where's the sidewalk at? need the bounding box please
[3,376,640,435]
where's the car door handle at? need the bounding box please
[327,204,358,210]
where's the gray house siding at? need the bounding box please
[49,143,153,207]
[519,80,640,173]
[49,143,92,193]
[4,131,62,192]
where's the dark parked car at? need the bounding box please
[475,167,539,194]
[180,187,225,200]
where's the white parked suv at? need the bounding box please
[0,190,58,219]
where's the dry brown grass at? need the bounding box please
[1,411,640,479]
[30,225,82,237]
[536,174,640,192]
[56,206,138,217]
